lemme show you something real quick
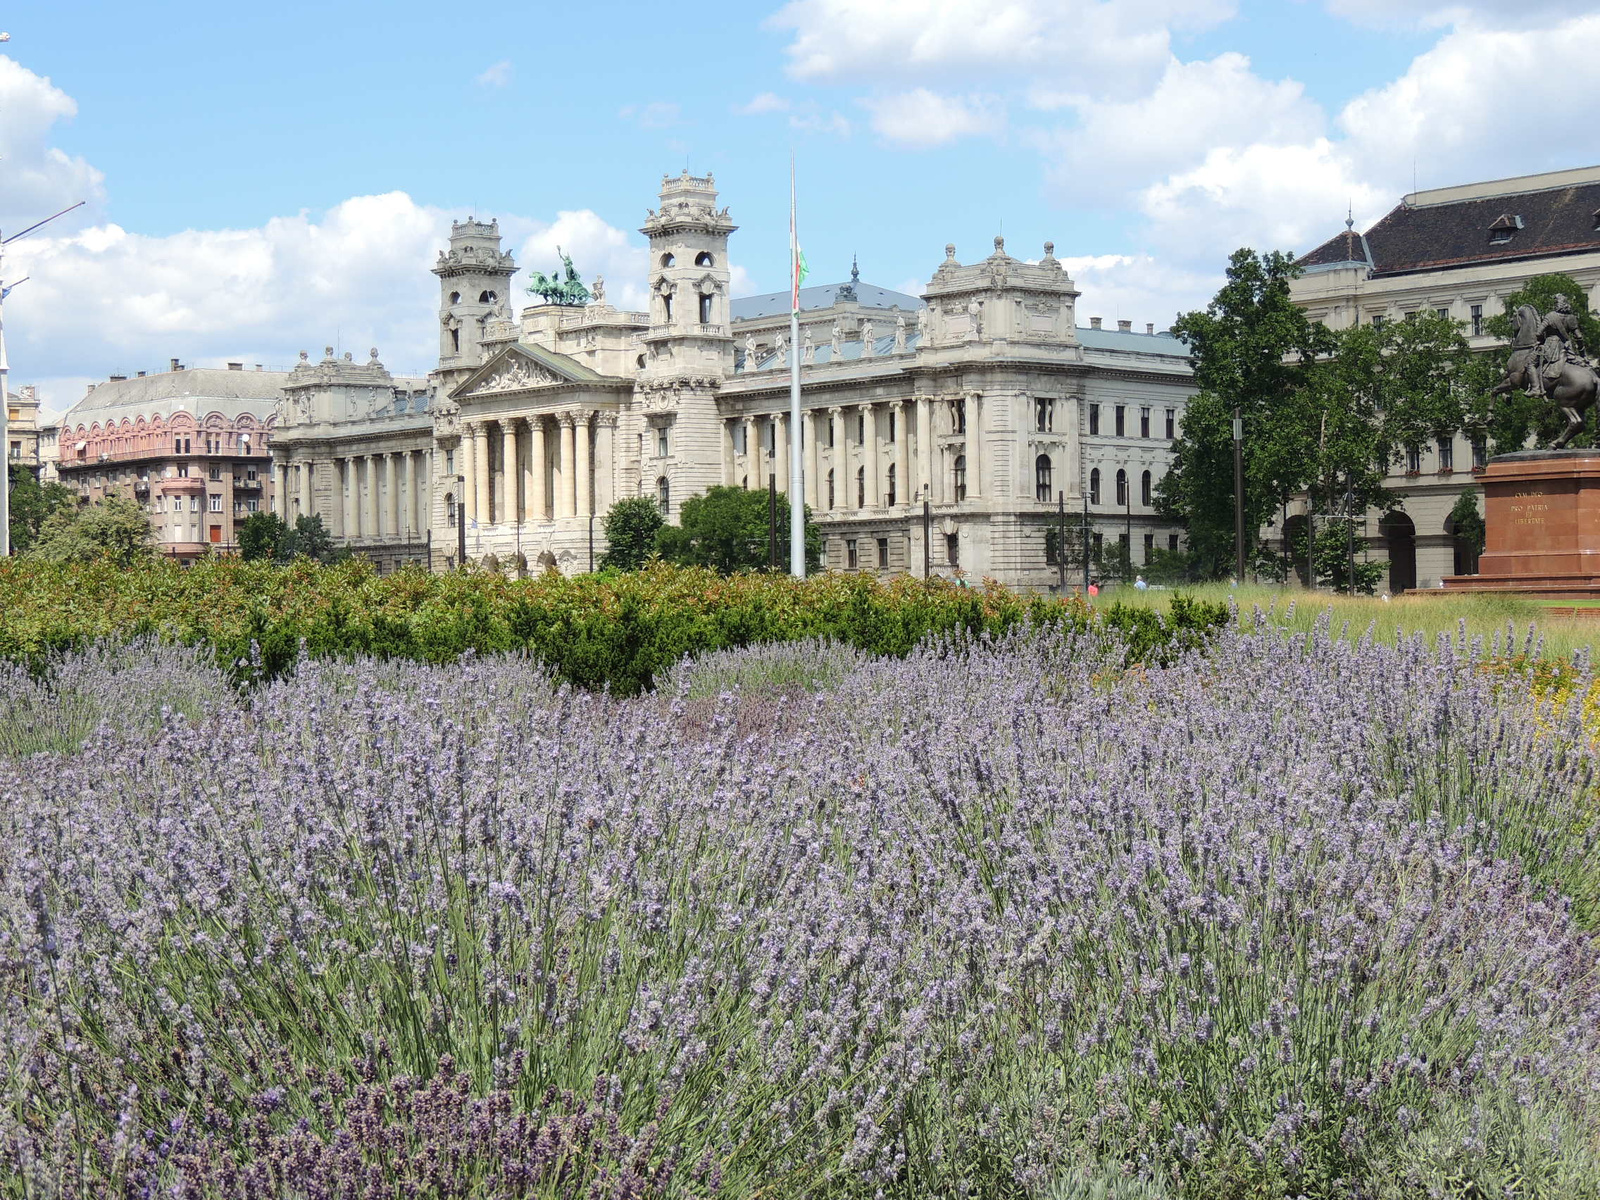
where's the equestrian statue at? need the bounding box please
[1491,294,1599,448]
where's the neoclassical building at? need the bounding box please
[269,172,1196,586]
[1290,163,1600,590]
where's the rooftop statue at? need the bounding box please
[1493,298,1600,448]
[526,246,592,306]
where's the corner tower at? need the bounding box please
[432,219,518,385]
[633,172,738,517]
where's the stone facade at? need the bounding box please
[269,349,432,572]
[6,385,41,472]
[273,171,1199,587]
[1290,164,1600,590]
[55,364,282,563]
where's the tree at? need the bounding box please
[237,511,289,562]
[284,514,340,564]
[27,494,154,565]
[599,496,665,571]
[7,466,75,555]
[654,486,822,574]
[1159,249,1336,578]
[1482,272,1600,451]
[1448,488,1486,574]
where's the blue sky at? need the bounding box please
[2,0,1595,411]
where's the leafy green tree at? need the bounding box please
[599,496,665,571]
[237,511,289,562]
[7,466,75,555]
[655,486,821,574]
[27,494,154,565]
[284,514,340,564]
[1449,488,1486,573]
[1482,272,1600,451]
[1159,249,1336,578]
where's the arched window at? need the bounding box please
[1140,469,1152,506]
[886,463,897,507]
[636,354,646,369]
[449,291,461,305]
[660,252,675,268]
[1116,468,1128,506]
[445,493,457,528]
[953,454,967,502]
[695,251,713,267]
[826,468,835,509]
[742,474,749,490]
[1035,454,1053,502]
[857,466,866,507]
[479,290,495,303]
[656,476,670,510]
[1089,468,1101,505]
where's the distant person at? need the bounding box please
[1134,575,1148,591]
[1087,580,1099,599]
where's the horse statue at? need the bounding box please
[1492,303,1600,448]
[525,246,593,307]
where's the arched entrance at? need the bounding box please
[1380,511,1416,593]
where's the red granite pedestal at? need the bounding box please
[1444,450,1600,596]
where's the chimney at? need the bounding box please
[1146,323,1154,335]
[109,374,126,382]
[227,362,243,371]
[1117,319,1132,332]
[86,384,97,394]
[1089,317,1102,329]
[254,364,263,371]
[170,358,181,372]
[136,371,146,377]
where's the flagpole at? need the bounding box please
[788,155,805,578]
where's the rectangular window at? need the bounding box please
[1168,532,1179,553]
[1471,305,1483,336]
[1438,437,1454,472]
[877,537,889,567]
[190,496,200,512]
[1372,314,1386,329]
[952,399,966,434]
[1436,307,1449,320]
[888,410,897,442]
[177,463,189,478]
[1165,409,1176,440]
[209,465,221,481]
[1472,438,1488,469]
[846,538,858,569]
[1035,398,1052,433]
[208,525,222,544]
[825,418,835,449]
[1115,405,1125,437]
[1119,532,1131,555]
[1143,532,1154,563]
[1407,446,1421,473]
[1092,532,1103,557]
[208,494,222,513]
[1088,403,1100,436]
[657,428,669,458]
[1140,407,1150,438]
[245,498,260,513]
[246,467,258,482]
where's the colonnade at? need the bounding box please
[455,410,614,526]
[725,392,982,510]
[272,449,431,542]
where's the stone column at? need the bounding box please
[501,421,518,525]
[273,460,288,518]
[299,460,313,519]
[891,400,908,509]
[743,416,759,487]
[805,411,820,509]
[858,403,876,508]
[558,414,576,519]
[356,456,373,536]
[967,391,983,500]
[827,406,843,510]
[575,411,593,518]
[775,413,790,497]
[917,396,935,504]
[459,426,476,524]
[386,452,401,539]
[595,414,616,512]
[414,450,429,538]
[722,417,737,486]
[473,422,491,525]
[530,418,548,520]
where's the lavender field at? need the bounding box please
[2,621,1599,1198]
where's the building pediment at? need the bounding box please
[452,343,605,399]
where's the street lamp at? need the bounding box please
[1232,408,1246,583]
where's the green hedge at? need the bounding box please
[0,558,1231,693]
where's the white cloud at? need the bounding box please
[6,196,653,413]
[1041,54,1323,200]
[737,92,790,115]
[1064,253,1220,332]
[475,59,513,87]
[771,0,1234,97]
[618,101,681,129]
[0,56,104,236]
[1322,0,1568,30]
[863,89,1003,148]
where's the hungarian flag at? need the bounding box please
[790,161,807,313]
